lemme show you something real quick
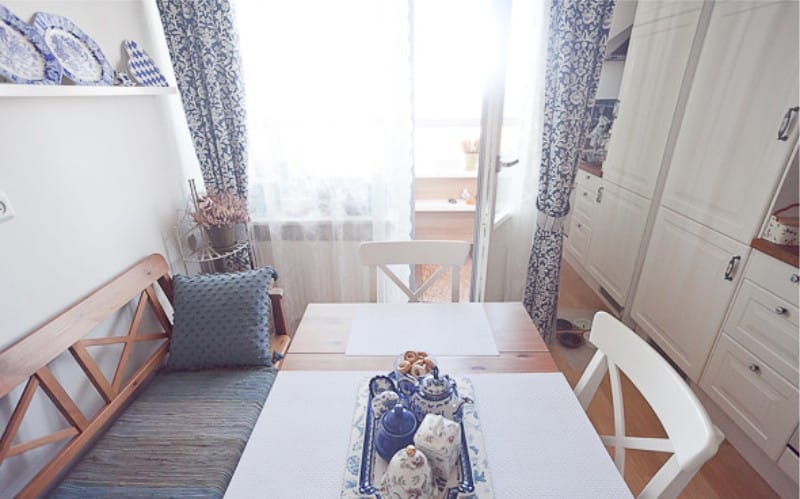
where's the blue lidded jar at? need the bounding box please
[375,404,417,461]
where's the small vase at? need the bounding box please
[464,153,478,172]
[206,225,237,252]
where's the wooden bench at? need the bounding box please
[0,254,291,497]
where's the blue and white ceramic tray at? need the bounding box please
[342,376,493,498]
[31,12,113,85]
[0,4,61,84]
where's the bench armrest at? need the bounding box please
[268,288,291,368]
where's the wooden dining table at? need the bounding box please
[281,302,559,373]
[226,302,634,498]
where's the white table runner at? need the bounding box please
[345,303,500,356]
[225,371,632,498]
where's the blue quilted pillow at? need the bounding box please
[166,267,276,370]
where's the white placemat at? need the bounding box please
[225,371,632,498]
[345,303,500,356]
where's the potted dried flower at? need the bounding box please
[461,138,480,172]
[191,191,249,252]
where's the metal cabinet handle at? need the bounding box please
[748,363,761,374]
[596,186,604,203]
[778,106,799,141]
[775,306,788,315]
[724,255,741,281]
[791,274,799,283]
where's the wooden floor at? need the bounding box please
[556,260,780,498]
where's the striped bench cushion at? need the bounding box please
[52,368,277,498]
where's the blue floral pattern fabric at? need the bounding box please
[523,0,614,342]
[157,0,249,199]
[158,0,253,271]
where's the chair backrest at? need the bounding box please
[358,240,471,302]
[574,312,723,499]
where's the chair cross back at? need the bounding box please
[574,312,723,499]
[358,240,471,302]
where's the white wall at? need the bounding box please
[0,1,199,494]
[0,97,190,345]
[595,59,626,100]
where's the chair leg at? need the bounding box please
[609,361,626,475]
[451,265,460,302]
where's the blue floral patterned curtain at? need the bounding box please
[157,0,249,199]
[523,0,614,342]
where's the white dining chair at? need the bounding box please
[358,240,471,302]
[574,311,724,499]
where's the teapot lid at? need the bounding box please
[381,404,416,436]
[419,367,453,397]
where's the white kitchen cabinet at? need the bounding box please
[724,280,798,385]
[565,210,592,267]
[564,171,601,266]
[699,249,799,464]
[700,334,799,460]
[661,1,800,244]
[631,209,749,381]
[586,181,650,306]
[602,2,704,198]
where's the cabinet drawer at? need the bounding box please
[745,250,799,306]
[700,334,799,459]
[575,171,600,191]
[574,188,597,217]
[724,280,799,384]
[574,175,600,216]
[566,210,592,265]
[777,447,798,483]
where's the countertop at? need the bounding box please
[577,161,603,177]
[751,238,799,268]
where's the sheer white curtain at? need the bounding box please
[234,0,413,330]
[502,0,549,300]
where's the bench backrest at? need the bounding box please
[0,254,174,498]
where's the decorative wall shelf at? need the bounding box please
[0,85,177,98]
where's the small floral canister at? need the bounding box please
[413,414,461,483]
[380,445,434,499]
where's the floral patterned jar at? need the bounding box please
[380,445,434,499]
[413,414,462,484]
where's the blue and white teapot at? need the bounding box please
[408,367,471,422]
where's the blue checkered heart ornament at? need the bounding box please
[124,39,168,87]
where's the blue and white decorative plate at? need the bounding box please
[31,11,113,86]
[0,4,61,84]
[124,39,168,87]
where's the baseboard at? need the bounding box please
[694,385,798,498]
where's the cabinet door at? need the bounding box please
[602,2,704,198]
[661,1,800,243]
[565,210,592,267]
[631,209,749,381]
[586,181,650,305]
[700,334,799,460]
